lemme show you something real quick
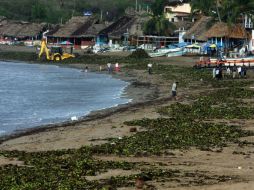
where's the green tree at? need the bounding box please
[144,16,176,36]
[31,1,46,21]
[151,0,167,16]
[190,0,254,24]
[220,0,254,24]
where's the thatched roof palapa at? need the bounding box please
[18,23,45,37]
[99,15,150,39]
[183,16,212,41]
[49,16,109,38]
[82,23,110,37]
[0,20,45,37]
[205,22,248,39]
[174,20,193,31]
[52,16,92,37]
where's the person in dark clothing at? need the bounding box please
[242,65,247,78]
[147,63,152,74]
[232,64,237,79]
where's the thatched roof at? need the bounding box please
[82,23,109,37]
[205,22,248,39]
[183,16,212,41]
[52,16,91,37]
[0,20,45,37]
[99,15,150,39]
[49,16,108,38]
[174,20,193,31]
[18,23,45,37]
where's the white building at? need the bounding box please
[164,3,192,24]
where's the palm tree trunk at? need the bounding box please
[216,0,222,22]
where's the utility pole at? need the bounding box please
[136,0,138,12]
[216,0,222,22]
[100,10,103,21]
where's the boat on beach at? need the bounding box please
[166,49,185,57]
[148,45,184,58]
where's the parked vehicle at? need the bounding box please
[38,39,75,61]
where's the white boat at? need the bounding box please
[149,47,182,58]
[166,49,185,57]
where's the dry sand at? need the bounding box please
[0,55,254,190]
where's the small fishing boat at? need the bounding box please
[148,46,182,58]
[166,49,185,57]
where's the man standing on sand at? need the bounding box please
[147,63,152,74]
[107,63,112,73]
[172,81,178,100]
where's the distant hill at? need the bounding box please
[0,0,154,24]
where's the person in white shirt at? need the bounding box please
[147,63,152,74]
[226,67,231,78]
[115,63,120,72]
[107,63,112,73]
[212,68,216,78]
[172,81,178,99]
[237,66,242,78]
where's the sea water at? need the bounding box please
[0,61,130,136]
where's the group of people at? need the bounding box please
[212,64,248,79]
[107,62,120,73]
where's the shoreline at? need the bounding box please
[0,60,162,144]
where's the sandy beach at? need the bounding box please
[0,53,254,190]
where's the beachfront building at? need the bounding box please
[164,2,193,28]
[164,2,196,44]
[46,16,109,49]
[0,17,46,45]
[243,15,254,53]
[99,12,151,48]
[183,16,212,43]
[205,22,249,57]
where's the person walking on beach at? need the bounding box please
[212,67,216,79]
[226,67,231,78]
[215,66,220,79]
[107,63,112,73]
[147,63,152,74]
[242,65,247,78]
[171,81,178,100]
[115,62,120,72]
[237,66,242,78]
[232,64,237,79]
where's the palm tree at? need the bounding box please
[144,16,176,36]
[190,0,254,24]
[220,0,254,24]
[190,0,215,16]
